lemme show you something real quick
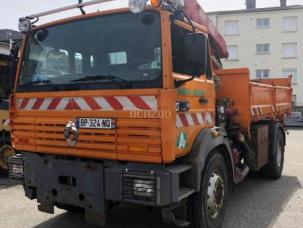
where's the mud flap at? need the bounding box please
[23,153,105,226]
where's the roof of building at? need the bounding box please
[0,29,22,43]
[207,5,303,15]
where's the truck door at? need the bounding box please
[170,21,216,157]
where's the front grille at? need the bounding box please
[11,117,162,163]
[8,155,24,184]
[122,171,160,205]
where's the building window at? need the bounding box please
[74,52,83,74]
[171,24,190,75]
[256,44,270,54]
[227,45,238,60]
[292,95,297,106]
[283,16,297,32]
[108,51,127,65]
[225,20,239,36]
[282,68,297,84]
[256,18,270,28]
[282,43,297,58]
[90,55,95,68]
[256,69,270,78]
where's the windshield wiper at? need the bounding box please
[19,79,54,87]
[70,74,132,88]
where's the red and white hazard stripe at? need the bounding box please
[251,106,262,116]
[276,103,290,112]
[176,112,215,128]
[17,96,158,111]
[251,104,274,116]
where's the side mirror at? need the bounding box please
[3,41,21,96]
[184,33,208,77]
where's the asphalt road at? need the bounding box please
[1,129,303,228]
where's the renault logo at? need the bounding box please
[64,121,79,147]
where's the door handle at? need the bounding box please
[199,98,208,104]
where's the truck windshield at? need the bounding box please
[18,11,162,92]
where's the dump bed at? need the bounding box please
[215,68,292,131]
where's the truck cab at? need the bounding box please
[13,7,216,163]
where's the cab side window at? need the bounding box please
[171,24,189,75]
[171,23,212,79]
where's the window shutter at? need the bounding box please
[225,21,239,35]
[227,46,238,60]
[282,43,297,58]
[283,17,297,32]
[282,69,297,84]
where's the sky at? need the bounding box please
[0,0,302,30]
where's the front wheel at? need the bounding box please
[189,152,229,228]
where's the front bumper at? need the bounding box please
[12,152,194,225]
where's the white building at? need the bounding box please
[208,0,303,109]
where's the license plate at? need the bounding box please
[78,118,114,129]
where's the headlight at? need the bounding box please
[151,0,163,7]
[122,172,158,203]
[133,179,155,198]
[129,0,147,14]
[18,19,32,33]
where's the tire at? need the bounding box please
[0,167,8,177]
[260,129,285,179]
[0,145,15,177]
[55,203,83,213]
[189,152,229,228]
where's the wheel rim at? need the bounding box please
[0,146,15,170]
[276,143,282,168]
[207,172,225,219]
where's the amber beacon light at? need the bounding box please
[151,0,163,7]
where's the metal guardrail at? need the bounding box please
[285,118,303,127]
[285,112,303,127]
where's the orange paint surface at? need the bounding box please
[215,68,292,134]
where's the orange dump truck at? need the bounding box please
[7,0,292,227]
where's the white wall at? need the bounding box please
[209,7,303,107]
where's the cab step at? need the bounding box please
[178,187,195,201]
[168,164,196,203]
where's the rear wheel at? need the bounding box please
[261,129,284,179]
[189,152,229,228]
